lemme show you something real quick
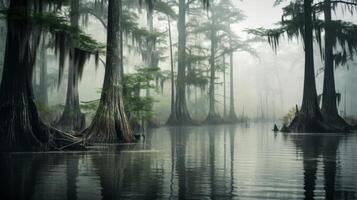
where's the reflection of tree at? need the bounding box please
[66,156,79,200]
[174,127,187,199]
[228,125,237,199]
[208,126,216,199]
[169,127,177,200]
[91,145,164,200]
[0,154,64,200]
[167,125,237,199]
[291,134,355,200]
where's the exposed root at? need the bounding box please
[288,112,339,133]
[47,125,85,150]
[321,113,351,131]
[83,103,134,144]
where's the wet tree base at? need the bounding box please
[83,111,134,145]
[166,115,200,126]
[322,113,351,132]
[0,101,84,152]
[0,124,85,152]
[224,113,240,124]
[287,112,349,133]
[204,113,223,124]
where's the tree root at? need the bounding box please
[204,113,223,124]
[322,113,351,131]
[287,112,346,133]
[46,125,85,151]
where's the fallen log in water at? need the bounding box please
[48,126,85,151]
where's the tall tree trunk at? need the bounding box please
[57,0,85,132]
[38,35,48,107]
[168,0,192,125]
[146,10,154,97]
[0,0,50,151]
[223,54,227,119]
[321,0,349,129]
[166,16,177,124]
[228,38,238,122]
[288,0,329,132]
[84,0,133,143]
[0,17,6,83]
[205,10,221,123]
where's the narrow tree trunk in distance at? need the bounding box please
[288,0,331,132]
[223,54,227,119]
[146,10,154,97]
[57,0,85,132]
[205,9,221,123]
[321,0,349,129]
[57,50,85,131]
[166,16,177,124]
[84,0,133,143]
[228,42,238,122]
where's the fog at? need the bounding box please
[42,0,357,122]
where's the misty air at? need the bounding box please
[0,0,356,199]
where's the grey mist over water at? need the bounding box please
[1,124,356,200]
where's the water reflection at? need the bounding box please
[0,124,356,200]
[290,133,356,200]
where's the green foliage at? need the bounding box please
[154,0,177,19]
[80,67,159,123]
[186,68,209,89]
[124,67,160,123]
[249,0,357,59]
[35,101,64,122]
[125,95,155,123]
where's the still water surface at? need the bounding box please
[1,123,357,200]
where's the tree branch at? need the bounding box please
[313,0,357,10]
[79,8,107,29]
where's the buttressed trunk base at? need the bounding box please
[84,0,133,144]
[287,0,340,133]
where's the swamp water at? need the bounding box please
[1,123,356,199]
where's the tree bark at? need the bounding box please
[288,0,330,133]
[223,54,227,119]
[146,9,154,97]
[84,0,133,143]
[57,0,85,132]
[205,8,221,123]
[0,14,6,83]
[0,0,50,151]
[321,0,349,129]
[227,38,238,122]
[167,0,193,125]
[166,16,177,124]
